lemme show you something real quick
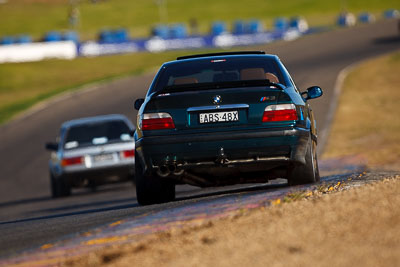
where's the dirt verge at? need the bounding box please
[65,174,400,267]
[323,51,400,171]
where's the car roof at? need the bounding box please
[61,114,133,129]
[163,52,280,67]
[176,51,266,60]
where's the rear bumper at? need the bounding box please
[59,162,135,186]
[136,127,310,175]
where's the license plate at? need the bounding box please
[199,111,239,124]
[93,153,114,163]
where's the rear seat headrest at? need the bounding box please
[173,77,199,85]
[265,72,279,83]
[240,68,266,80]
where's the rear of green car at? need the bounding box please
[134,52,322,205]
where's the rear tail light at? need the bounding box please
[262,104,298,122]
[61,156,83,166]
[141,113,175,130]
[121,149,135,158]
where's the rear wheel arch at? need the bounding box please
[287,137,320,185]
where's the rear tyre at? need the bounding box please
[135,161,175,205]
[50,174,71,198]
[288,138,320,185]
[130,174,136,186]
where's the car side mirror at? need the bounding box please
[302,86,323,100]
[45,142,58,151]
[134,98,145,110]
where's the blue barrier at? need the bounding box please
[274,17,289,31]
[233,21,246,34]
[63,31,79,43]
[114,29,129,42]
[16,35,32,44]
[337,12,356,27]
[79,27,306,56]
[152,25,170,39]
[169,24,187,39]
[99,30,115,43]
[211,22,227,35]
[247,20,263,34]
[43,31,62,42]
[289,17,309,32]
[358,12,375,23]
[383,9,400,18]
[0,13,329,59]
[1,36,15,45]
[1,35,32,45]
[233,20,263,34]
[99,29,129,43]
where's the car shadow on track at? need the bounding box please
[175,172,355,204]
[0,174,355,226]
[0,200,139,225]
[0,181,289,225]
[0,184,138,225]
[175,179,289,202]
[0,183,134,209]
[0,196,51,209]
[373,35,400,44]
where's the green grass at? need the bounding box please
[0,49,225,124]
[0,0,399,40]
[0,0,399,124]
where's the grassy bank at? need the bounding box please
[323,51,400,170]
[0,49,224,124]
[1,0,399,40]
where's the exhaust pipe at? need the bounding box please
[173,166,184,176]
[169,164,185,176]
[157,163,185,177]
[157,165,170,177]
[168,164,176,173]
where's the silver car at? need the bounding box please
[45,114,135,198]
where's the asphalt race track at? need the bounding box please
[0,19,399,259]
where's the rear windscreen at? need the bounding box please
[64,120,131,149]
[150,56,285,94]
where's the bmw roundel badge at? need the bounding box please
[213,95,222,105]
